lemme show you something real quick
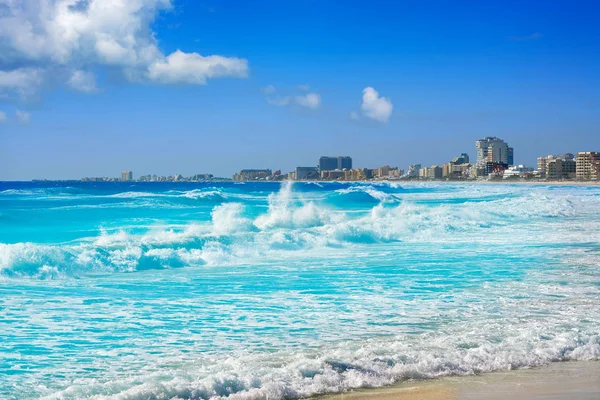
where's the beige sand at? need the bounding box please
[397,180,600,186]
[317,361,600,400]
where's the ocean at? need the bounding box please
[0,181,599,399]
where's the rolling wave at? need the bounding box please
[0,182,594,279]
[39,331,600,399]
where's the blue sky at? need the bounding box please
[0,0,599,180]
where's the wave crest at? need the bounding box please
[1,183,598,279]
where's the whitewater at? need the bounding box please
[0,181,599,399]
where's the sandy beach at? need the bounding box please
[385,180,600,186]
[317,361,600,400]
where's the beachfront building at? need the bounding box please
[537,155,551,177]
[576,152,600,181]
[548,158,576,180]
[372,165,402,179]
[419,166,443,180]
[485,162,508,177]
[537,154,576,179]
[403,164,421,179]
[342,168,372,181]
[295,166,320,180]
[443,162,472,179]
[233,169,272,181]
[191,174,214,181]
[121,171,133,181]
[503,165,534,180]
[443,153,472,179]
[321,170,345,180]
[319,156,352,171]
[476,137,513,173]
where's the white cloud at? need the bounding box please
[147,50,248,84]
[295,93,321,109]
[296,84,310,92]
[15,110,30,124]
[0,0,248,98]
[360,87,393,122]
[264,85,321,109]
[68,70,98,93]
[0,68,44,97]
[0,111,7,123]
[0,0,171,66]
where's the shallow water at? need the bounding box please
[0,181,599,399]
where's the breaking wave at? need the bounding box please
[40,331,600,400]
[0,182,596,279]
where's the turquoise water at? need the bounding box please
[1,181,599,399]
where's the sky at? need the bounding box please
[0,0,599,180]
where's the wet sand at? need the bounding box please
[317,361,600,400]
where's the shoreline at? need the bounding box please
[316,361,600,400]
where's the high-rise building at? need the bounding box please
[319,157,338,171]
[576,152,600,181]
[338,156,352,170]
[475,137,511,168]
[508,147,514,166]
[121,171,133,181]
[319,156,353,171]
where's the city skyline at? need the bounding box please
[77,137,599,182]
[1,0,600,180]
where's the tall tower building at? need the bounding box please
[319,156,353,171]
[121,171,133,181]
[338,156,352,170]
[475,137,511,167]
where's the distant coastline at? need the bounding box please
[21,179,600,186]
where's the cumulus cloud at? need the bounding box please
[294,93,321,109]
[0,111,7,123]
[0,68,44,98]
[147,50,248,84]
[67,70,98,93]
[0,0,248,100]
[264,85,321,109]
[15,110,30,124]
[360,87,393,123]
